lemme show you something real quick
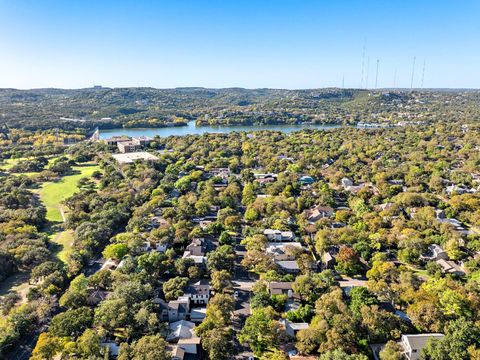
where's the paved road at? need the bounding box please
[233,241,255,359]
[83,256,107,277]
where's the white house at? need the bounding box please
[184,280,211,305]
[263,229,295,242]
[400,334,444,360]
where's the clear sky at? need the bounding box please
[0,0,479,89]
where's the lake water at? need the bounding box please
[99,121,344,139]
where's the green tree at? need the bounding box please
[162,277,188,301]
[379,341,404,360]
[49,307,93,337]
[59,274,89,309]
[207,245,235,273]
[349,287,378,316]
[422,320,480,360]
[31,333,63,360]
[238,308,281,356]
[211,270,233,293]
[318,349,369,360]
[103,243,129,261]
[118,334,171,360]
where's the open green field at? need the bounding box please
[52,230,75,263]
[34,162,100,261]
[1,156,59,177]
[0,157,29,170]
[35,163,100,222]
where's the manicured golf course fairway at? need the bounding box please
[35,163,100,222]
[34,162,100,261]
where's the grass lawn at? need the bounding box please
[35,162,100,260]
[53,230,75,263]
[2,156,59,177]
[0,157,29,170]
[35,163,100,222]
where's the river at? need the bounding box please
[98,121,345,139]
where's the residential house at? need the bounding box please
[169,345,186,360]
[254,173,277,185]
[167,320,197,341]
[420,244,448,261]
[165,296,191,322]
[284,320,309,338]
[177,337,201,356]
[189,307,207,323]
[321,251,336,269]
[341,177,354,188]
[435,259,465,276]
[266,242,303,261]
[182,238,207,266]
[184,238,206,257]
[185,280,211,305]
[263,229,295,242]
[305,205,334,223]
[299,176,315,185]
[276,260,301,274]
[150,215,169,229]
[399,334,444,360]
[268,282,295,298]
[167,320,201,356]
[437,217,469,235]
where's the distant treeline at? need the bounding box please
[1,87,479,130]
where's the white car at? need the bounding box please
[234,291,239,299]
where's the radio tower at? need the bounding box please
[365,57,370,89]
[360,44,366,88]
[421,60,426,88]
[375,59,379,89]
[393,68,397,88]
[410,56,416,89]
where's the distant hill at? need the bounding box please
[0,87,478,130]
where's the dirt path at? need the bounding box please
[59,206,66,222]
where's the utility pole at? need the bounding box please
[375,59,379,89]
[410,56,416,89]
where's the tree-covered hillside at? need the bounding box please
[1,87,479,130]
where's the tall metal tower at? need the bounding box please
[360,44,366,89]
[393,68,397,88]
[375,59,379,89]
[365,57,370,89]
[410,56,416,89]
[421,60,426,88]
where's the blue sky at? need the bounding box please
[0,0,479,89]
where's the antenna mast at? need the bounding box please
[375,59,379,89]
[410,56,416,89]
[365,57,370,89]
[393,68,397,88]
[421,60,426,88]
[360,43,366,88]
